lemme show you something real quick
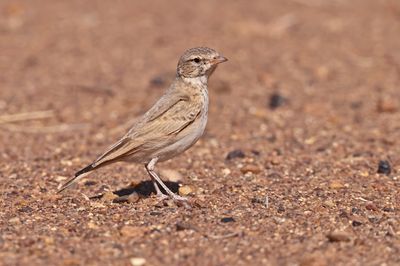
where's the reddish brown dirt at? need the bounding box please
[1,0,399,265]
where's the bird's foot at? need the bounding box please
[155,192,169,201]
[155,191,187,202]
[170,193,190,208]
[170,194,188,202]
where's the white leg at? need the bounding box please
[145,159,167,198]
[145,158,187,201]
[151,177,164,196]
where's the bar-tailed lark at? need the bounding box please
[58,47,227,201]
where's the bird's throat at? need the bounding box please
[181,75,208,89]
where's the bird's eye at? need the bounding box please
[193,58,200,63]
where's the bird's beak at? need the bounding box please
[211,55,228,65]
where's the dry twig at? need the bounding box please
[1,123,89,133]
[0,110,54,124]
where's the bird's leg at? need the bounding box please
[150,176,165,197]
[149,170,188,201]
[145,160,167,199]
[146,158,187,201]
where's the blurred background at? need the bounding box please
[1,0,399,265]
[1,0,400,140]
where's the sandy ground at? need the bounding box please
[1,0,399,265]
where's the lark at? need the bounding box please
[57,47,227,201]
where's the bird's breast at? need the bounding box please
[198,88,209,132]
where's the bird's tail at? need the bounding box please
[56,164,95,193]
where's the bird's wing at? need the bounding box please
[130,92,203,139]
[92,137,134,167]
[144,90,190,122]
[92,90,201,166]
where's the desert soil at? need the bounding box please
[0,0,399,265]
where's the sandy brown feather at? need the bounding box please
[92,89,202,167]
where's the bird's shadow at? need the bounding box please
[90,180,180,200]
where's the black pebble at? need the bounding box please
[352,220,362,227]
[18,206,33,213]
[377,160,391,175]
[277,205,285,213]
[84,180,97,186]
[226,150,245,160]
[368,217,379,223]
[176,222,188,231]
[382,207,394,212]
[269,93,286,110]
[221,217,235,223]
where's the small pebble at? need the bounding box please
[323,200,335,208]
[382,207,394,212]
[18,206,33,213]
[303,210,312,216]
[277,205,285,213]
[377,97,398,113]
[176,222,195,231]
[159,169,183,182]
[368,216,379,223]
[127,193,140,203]
[87,221,98,229]
[121,226,143,237]
[365,202,378,211]
[220,217,235,223]
[270,158,281,165]
[226,149,245,160]
[329,180,344,189]
[377,160,391,175]
[352,220,362,227]
[113,192,140,203]
[273,217,286,224]
[84,180,96,186]
[8,217,20,224]
[179,185,195,196]
[55,175,67,182]
[9,173,17,179]
[222,168,231,176]
[269,92,286,110]
[240,164,262,174]
[102,191,118,202]
[327,231,351,242]
[130,257,146,266]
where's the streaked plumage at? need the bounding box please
[57,47,227,201]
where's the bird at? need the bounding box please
[57,47,227,201]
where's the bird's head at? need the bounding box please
[176,47,227,79]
